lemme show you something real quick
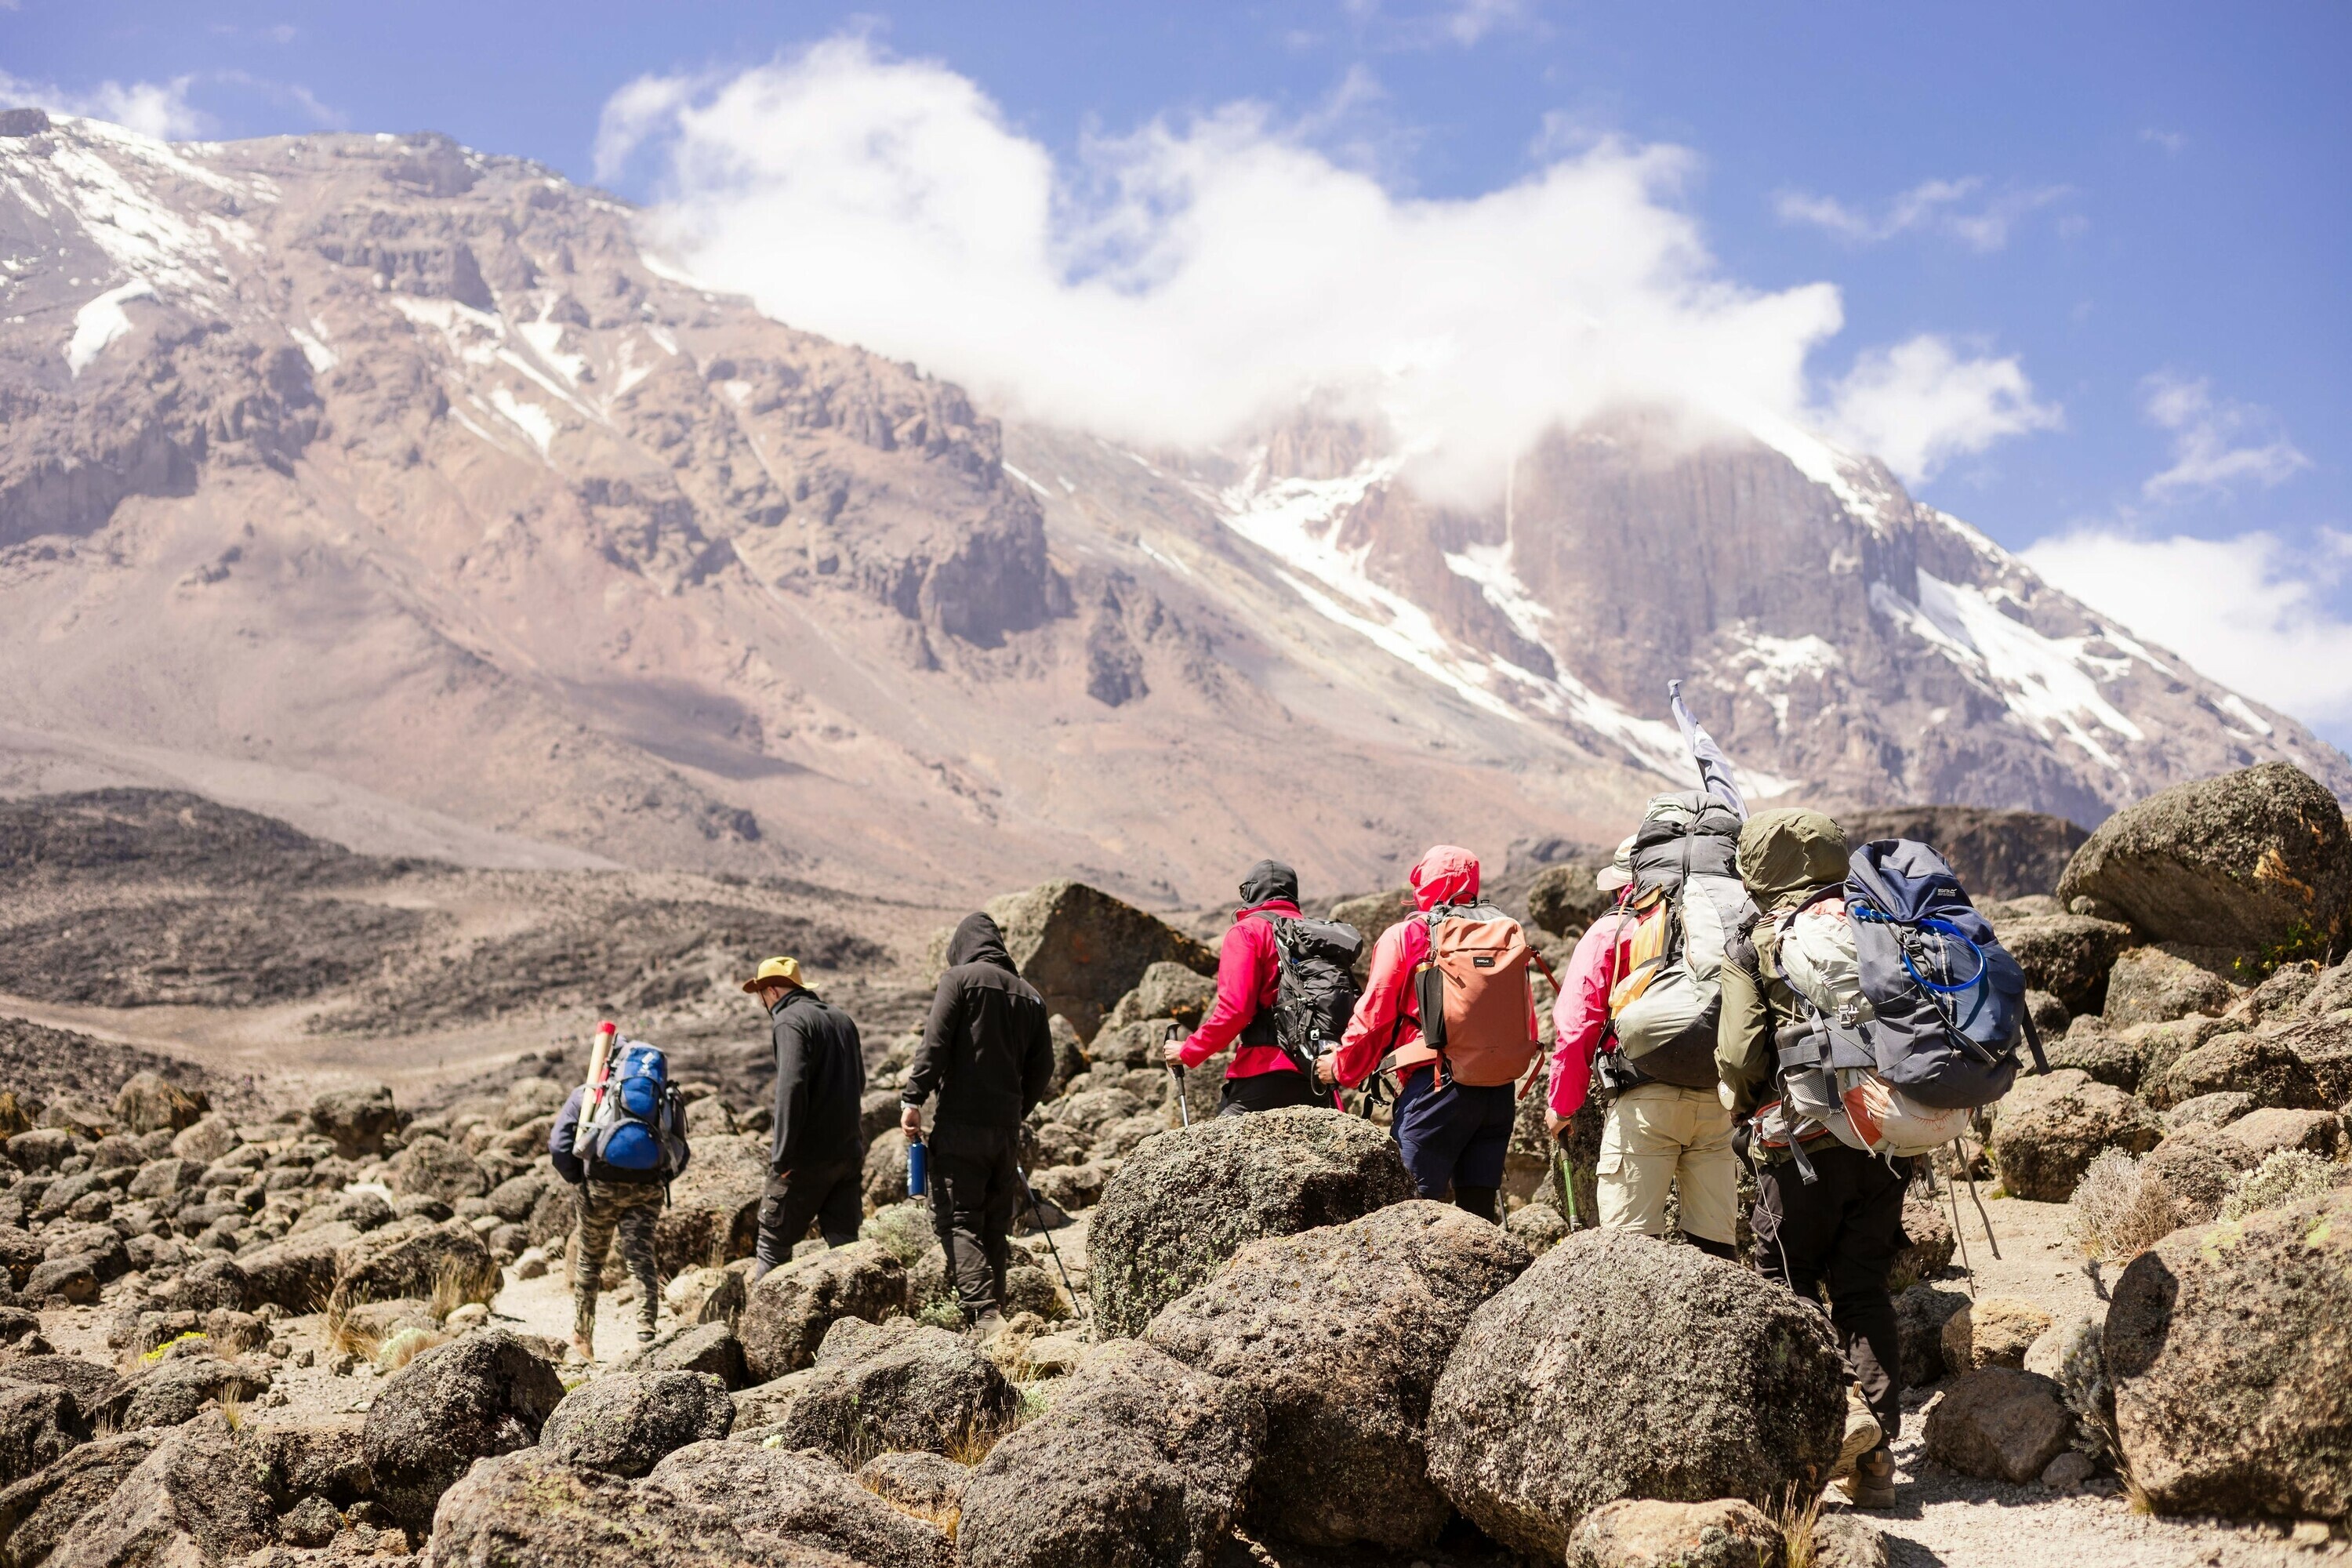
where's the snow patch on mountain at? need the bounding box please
[64,278,154,374]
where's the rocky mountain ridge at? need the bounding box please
[1,112,2342,902]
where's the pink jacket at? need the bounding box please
[1333,845,1536,1088]
[1547,909,1637,1121]
[1179,898,1302,1079]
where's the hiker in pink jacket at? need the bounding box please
[1161,859,1327,1115]
[1546,903,1638,1127]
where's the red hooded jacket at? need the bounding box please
[1178,897,1305,1079]
[1332,845,1537,1088]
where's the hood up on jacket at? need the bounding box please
[1409,844,1481,912]
[1737,810,1850,911]
[944,912,1018,975]
[1238,858,1300,909]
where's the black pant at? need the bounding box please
[928,1120,1022,1321]
[1751,1143,1907,1443]
[755,1157,862,1267]
[1216,1068,1323,1116]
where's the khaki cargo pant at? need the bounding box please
[568,1178,663,1340]
[1596,1082,1739,1247]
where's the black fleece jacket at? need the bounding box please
[904,913,1054,1129]
[769,988,866,1172]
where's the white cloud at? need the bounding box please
[2140,372,2310,498]
[0,71,212,140]
[1775,176,2069,252]
[2141,128,2187,154]
[1820,336,2061,484]
[608,38,2053,504]
[2024,529,2352,728]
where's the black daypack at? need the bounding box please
[1251,912,1364,1076]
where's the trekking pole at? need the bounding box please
[1549,1137,1582,1230]
[1166,1023,1191,1127]
[1946,1138,1977,1299]
[1961,1150,2002,1261]
[1018,1165,1084,1317]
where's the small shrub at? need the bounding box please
[2067,1149,2177,1262]
[2220,1149,2343,1221]
[429,1252,499,1320]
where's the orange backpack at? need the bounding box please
[1410,906,1541,1087]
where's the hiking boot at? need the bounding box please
[1831,1394,1883,1480]
[636,1328,656,1344]
[1842,1446,1896,1510]
[566,1335,594,1366]
[970,1309,1006,1341]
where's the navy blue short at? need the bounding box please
[1392,1065,1517,1197]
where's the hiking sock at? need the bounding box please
[1454,1185,1500,1221]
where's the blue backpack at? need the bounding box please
[583,1040,690,1177]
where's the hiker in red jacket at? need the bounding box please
[1321,844,1537,1218]
[1161,858,1329,1115]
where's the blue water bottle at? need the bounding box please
[906,1137,927,1198]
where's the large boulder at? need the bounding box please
[1088,1109,1415,1336]
[388,1136,490,1205]
[0,1380,85,1486]
[2060,763,2352,954]
[2042,1021,2143,1092]
[540,1370,735,1477]
[1987,1069,2162,1202]
[97,1356,270,1432]
[1144,1200,1529,1549]
[1563,1497,1783,1568]
[109,1074,205,1138]
[1840,806,2089,902]
[45,1416,268,1568]
[655,1131,767,1274]
[2105,1186,2352,1520]
[2218,1107,2346,1165]
[1103,964,1218,1031]
[649,1440,952,1568]
[236,1221,361,1313]
[2103,946,2241,1029]
[1922,1367,2074,1484]
[2138,1131,2243,1227]
[362,1329,567,1529]
[1422,1230,1845,1559]
[330,1217,496,1308]
[0,1431,164,1568]
[2262,1014,2352,1105]
[735,1241,908,1383]
[958,1341,1261,1568]
[2144,1031,2328,1112]
[307,1084,397,1158]
[1526,863,1615,938]
[976,880,1215,1040]
[2001,914,2136,1016]
[736,1316,1019,1461]
[1895,1284,1969,1388]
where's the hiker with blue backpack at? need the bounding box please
[1719,809,2043,1510]
[549,1024,691,1363]
[745,956,868,1281]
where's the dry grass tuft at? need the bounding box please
[1775,1483,1824,1568]
[2067,1149,2179,1263]
[215,1387,245,1432]
[321,1298,382,1363]
[430,1253,500,1320]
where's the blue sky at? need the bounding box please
[6,1,2349,740]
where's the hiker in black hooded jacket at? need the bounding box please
[901,913,1055,1332]
[742,956,866,1282]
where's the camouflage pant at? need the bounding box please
[568,1179,663,1339]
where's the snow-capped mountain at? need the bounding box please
[0,114,2339,901]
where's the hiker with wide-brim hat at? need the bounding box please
[743,956,866,1281]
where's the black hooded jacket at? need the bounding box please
[769,988,866,1173]
[1239,858,1299,909]
[905,913,1054,1129]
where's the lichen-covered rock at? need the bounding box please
[110,1074,205,1138]
[1923,1367,2074,1485]
[644,1323,749,1389]
[2146,1031,2328,1112]
[97,1356,270,1432]
[1564,1497,1781,1568]
[362,1330,565,1530]
[854,1451,967,1527]
[2103,946,2241,1029]
[735,1241,907,1384]
[957,1341,1261,1568]
[649,1440,951,1568]
[2216,1107,2344,1165]
[1423,1229,1844,1558]
[2139,1131,2243,1226]
[329,1218,495,1309]
[1889,1193,1955,1291]
[1942,1296,2053,1372]
[541,1371,735,1477]
[236,1221,361,1312]
[2263,1014,2352,1105]
[0,1431,164,1568]
[48,1414,270,1568]
[2123,1014,2235,1088]
[1895,1284,1969,1388]
[2164,1091,2256,1133]
[387,1136,489,1206]
[654,1132,766,1275]
[738,1316,1019,1461]
[1104,964,1218,1032]
[1809,1512,1891,1568]
[2042,1022,2143,1092]
[2002,915,2135,1016]
[1144,1200,1530,1549]
[2105,1187,2352,1519]
[2058,763,2352,953]
[0,1380,85,1486]
[1504,1200,1570,1257]
[1087,1109,1414,1336]
[959,882,1216,1041]
[307,1085,397,1159]
[1988,1069,2162,1202]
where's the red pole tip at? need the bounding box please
[598,1021,617,1034]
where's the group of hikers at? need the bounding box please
[546,706,2046,1518]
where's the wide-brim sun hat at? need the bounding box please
[1593,834,1638,893]
[741,956,804,993]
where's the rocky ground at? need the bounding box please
[2,764,2350,1567]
